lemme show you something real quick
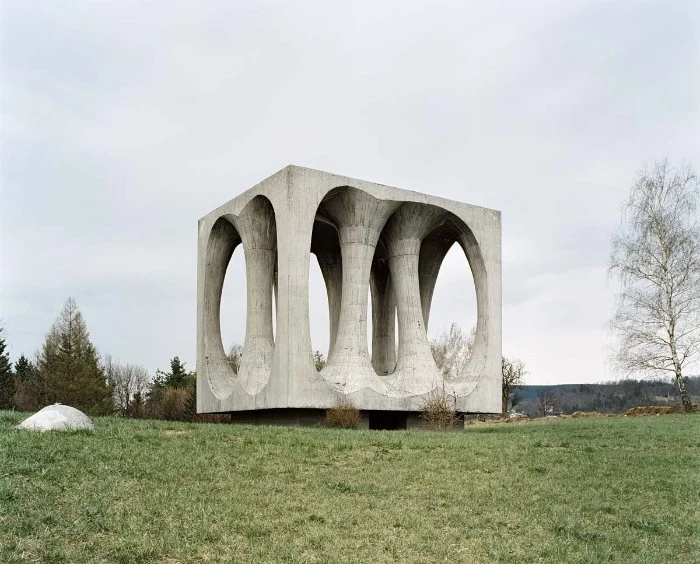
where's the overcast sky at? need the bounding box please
[1,1,698,384]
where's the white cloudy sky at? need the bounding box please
[1,1,698,384]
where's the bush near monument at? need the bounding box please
[419,386,461,430]
[325,399,361,429]
[145,356,196,421]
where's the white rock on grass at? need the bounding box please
[17,404,95,432]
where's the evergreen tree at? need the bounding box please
[12,354,40,411]
[0,328,14,409]
[34,298,113,415]
[14,355,33,380]
[155,356,192,389]
[147,356,195,420]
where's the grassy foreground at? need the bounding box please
[0,411,698,563]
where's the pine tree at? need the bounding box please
[154,356,192,389]
[166,356,190,388]
[0,328,15,409]
[12,354,40,411]
[14,355,33,380]
[34,298,113,415]
[147,356,195,420]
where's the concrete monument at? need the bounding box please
[197,166,501,428]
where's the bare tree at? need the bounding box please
[313,350,326,372]
[105,355,150,417]
[537,389,556,417]
[226,344,243,374]
[430,323,474,379]
[501,357,526,415]
[610,160,700,412]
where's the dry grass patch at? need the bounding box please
[325,399,361,429]
[419,386,461,430]
[623,405,699,416]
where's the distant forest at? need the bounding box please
[515,376,700,417]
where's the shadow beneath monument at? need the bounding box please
[367,411,408,430]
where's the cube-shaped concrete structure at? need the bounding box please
[197,166,502,418]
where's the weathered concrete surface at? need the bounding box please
[197,165,502,414]
[17,404,95,432]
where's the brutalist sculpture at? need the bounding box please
[197,166,501,423]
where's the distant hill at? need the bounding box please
[514,376,700,417]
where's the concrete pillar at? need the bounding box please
[318,188,400,393]
[384,203,446,395]
[231,196,277,395]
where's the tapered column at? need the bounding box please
[385,203,446,395]
[370,258,396,375]
[319,188,400,393]
[232,197,276,395]
[418,236,454,330]
[311,222,342,358]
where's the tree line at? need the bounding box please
[515,377,700,417]
[0,298,197,421]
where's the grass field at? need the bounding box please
[1,411,698,563]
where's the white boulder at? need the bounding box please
[17,404,95,432]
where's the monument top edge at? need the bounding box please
[199,164,501,222]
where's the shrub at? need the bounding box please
[146,387,190,421]
[419,386,461,430]
[325,399,361,429]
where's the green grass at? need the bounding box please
[1,411,698,563]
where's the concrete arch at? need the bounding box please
[308,194,490,399]
[422,213,489,397]
[202,217,241,399]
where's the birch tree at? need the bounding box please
[610,160,699,412]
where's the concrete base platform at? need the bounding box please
[207,408,472,430]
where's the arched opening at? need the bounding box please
[419,213,487,394]
[309,250,330,369]
[202,216,241,399]
[310,218,342,370]
[425,241,478,339]
[425,242,478,376]
[220,245,246,372]
[204,195,278,398]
